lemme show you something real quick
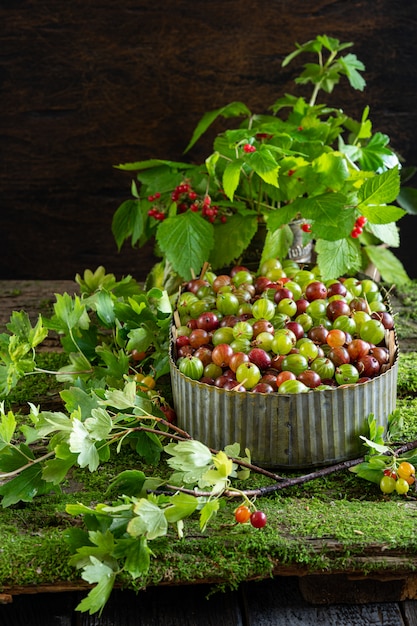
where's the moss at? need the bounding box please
[3,351,68,410]
[1,348,417,592]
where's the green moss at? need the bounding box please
[3,351,68,410]
[1,346,417,592]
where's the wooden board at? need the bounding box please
[0,578,411,626]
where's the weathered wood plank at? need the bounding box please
[0,591,75,626]
[76,585,243,626]
[243,577,406,626]
[402,600,417,626]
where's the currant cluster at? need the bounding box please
[174,259,395,394]
[380,461,416,495]
[147,182,228,224]
[351,215,368,238]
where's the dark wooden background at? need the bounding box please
[2,0,417,282]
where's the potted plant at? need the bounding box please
[112,35,414,290]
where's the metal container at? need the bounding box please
[170,336,399,469]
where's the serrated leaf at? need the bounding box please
[358,167,400,206]
[260,224,293,266]
[295,193,353,240]
[128,498,168,540]
[164,440,213,472]
[338,53,366,91]
[102,381,137,410]
[123,535,152,579]
[315,237,362,279]
[209,214,258,269]
[85,407,113,441]
[60,387,100,420]
[248,149,279,186]
[76,557,117,616]
[52,293,90,332]
[164,492,198,523]
[69,419,100,472]
[156,212,214,281]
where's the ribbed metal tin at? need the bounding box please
[170,340,399,469]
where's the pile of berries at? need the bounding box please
[380,461,416,495]
[173,259,395,394]
[147,182,228,224]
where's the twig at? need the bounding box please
[152,438,417,499]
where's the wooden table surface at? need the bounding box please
[1,280,417,626]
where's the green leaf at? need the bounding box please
[248,149,279,186]
[222,159,244,200]
[209,214,258,269]
[358,167,401,207]
[128,498,168,540]
[349,463,384,485]
[397,186,417,215]
[366,222,399,248]
[199,499,220,532]
[76,557,117,616]
[164,440,213,472]
[0,464,55,507]
[93,291,115,327]
[123,535,152,579]
[338,53,366,91]
[364,245,410,285]
[360,204,406,225]
[0,409,16,445]
[315,237,362,279]
[42,453,77,484]
[60,387,100,420]
[52,293,90,332]
[294,193,353,240]
[164,492,198,523]
[69,419,100,472]
[85,407,113,441]
[111,199,144,250]
[156,212,214,280]
[106,470,148,497]
[184,102,252,152]
[260,224,293,266]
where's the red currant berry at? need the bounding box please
[355,215,367,227]
[188,191,198,200]
[250,510,267,528]
[301,223,311,233]
[351,227,362,238]
[243,143,256,153]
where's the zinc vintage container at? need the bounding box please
[169,329,399,470]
